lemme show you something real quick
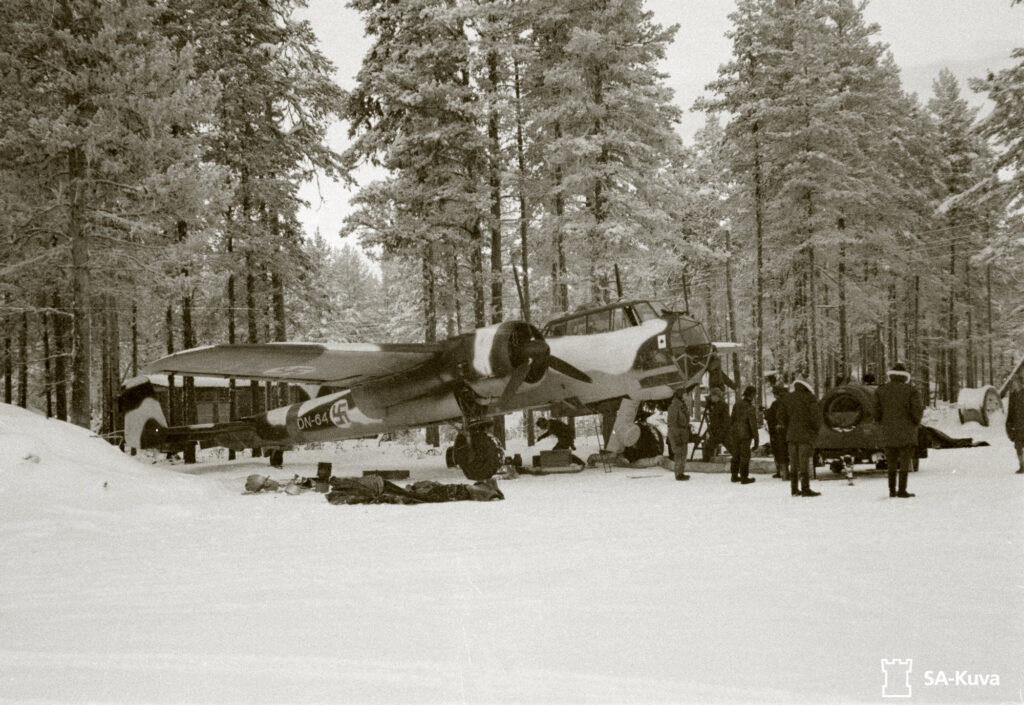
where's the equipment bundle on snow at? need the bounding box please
[325,475,504,505]
[241,473,504,503]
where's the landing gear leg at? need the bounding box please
[452,425,503,481]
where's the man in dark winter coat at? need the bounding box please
[778,377,822,497]
[729,385,759,484]
[536,417,585,468]
[1004,376,1024,474]
[874,362,924,498]
[765,384,789,479]
[702,386,731,461]
[667,387,691,481]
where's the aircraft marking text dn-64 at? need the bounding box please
[120,300,713,480]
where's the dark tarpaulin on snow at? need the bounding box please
[325,475,504,505]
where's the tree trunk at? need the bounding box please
[513,60,534,447]
[227,230,237,460]
[946,241,958,401]
[965,261,975,388]
[424,244,440,448]
[724,229,741,390]
[18,311,28,408]
[165,306,177,426]
[807,248,818,393]
[43,310,53,418]
[553,122,568,313]
[752,121,765,409]
[470,219,487,328]
[68,145,91,428]
[52,292,68,421]
[3,305,10,404]
[101,302,111,434]
[986,264,993,386]
[837,222,848,382]
[488,52,503,326]
[109,302,121,435]
[513,59,531,326]
[131,302,138,377]
[246,256,262,437]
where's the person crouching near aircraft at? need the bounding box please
[667,387,691,481]
[703,386,731,461]
[766,383,789,480]
[778,376,822,497]
[729,385,759,484]
[536,417,586,468]
[875,362,923,498]
[1007,375,1024,474]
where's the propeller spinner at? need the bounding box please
[497,325,591,407]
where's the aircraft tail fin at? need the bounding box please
[120,376,169,451]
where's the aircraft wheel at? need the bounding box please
[268,448,284,468]
[453,429,503,481]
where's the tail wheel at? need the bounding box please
[452,429,503,481]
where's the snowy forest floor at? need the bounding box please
[1,403,1021,704]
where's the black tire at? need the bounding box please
[268,448,284,468]
[454,430,503,480]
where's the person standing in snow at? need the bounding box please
[702,386,731,461]
[1004,375,1024,474]
[778,376,822,497]
[874,362,924,498]
[536,417,586,468]
[729,385,759,484]
[765,383,789,480]
[666,387,691,481]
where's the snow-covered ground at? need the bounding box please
[1,402,1021,704]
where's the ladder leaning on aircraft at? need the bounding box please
[120,299,715,480]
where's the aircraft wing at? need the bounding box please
[142,342,444,387]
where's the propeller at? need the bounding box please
[496,332,592,408]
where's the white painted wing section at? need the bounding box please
[142,342,443,386]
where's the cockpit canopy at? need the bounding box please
[542,300,661,338]
[542,300,713,385]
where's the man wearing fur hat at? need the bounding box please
[874,362,924,498]
[667,386,691,481]
[728,385,760,484]
[778,376,822,497]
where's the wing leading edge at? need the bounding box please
[142,342,444,387]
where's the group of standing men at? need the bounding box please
[768,363,923,497]
[667,362,927,498]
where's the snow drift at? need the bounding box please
[0,402,1021,704]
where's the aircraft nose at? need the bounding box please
[669,315,713,384]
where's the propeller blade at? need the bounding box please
[498,361,532,407]
[548,356,592,384]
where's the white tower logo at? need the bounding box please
[881,658,912,698]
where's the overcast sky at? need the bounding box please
[296,0,1022,242]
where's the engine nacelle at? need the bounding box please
[457,320,548,382]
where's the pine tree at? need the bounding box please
[0,0,220,426]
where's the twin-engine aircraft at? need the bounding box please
[121,300,714,479]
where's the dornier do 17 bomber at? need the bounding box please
[120,300,714,480]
